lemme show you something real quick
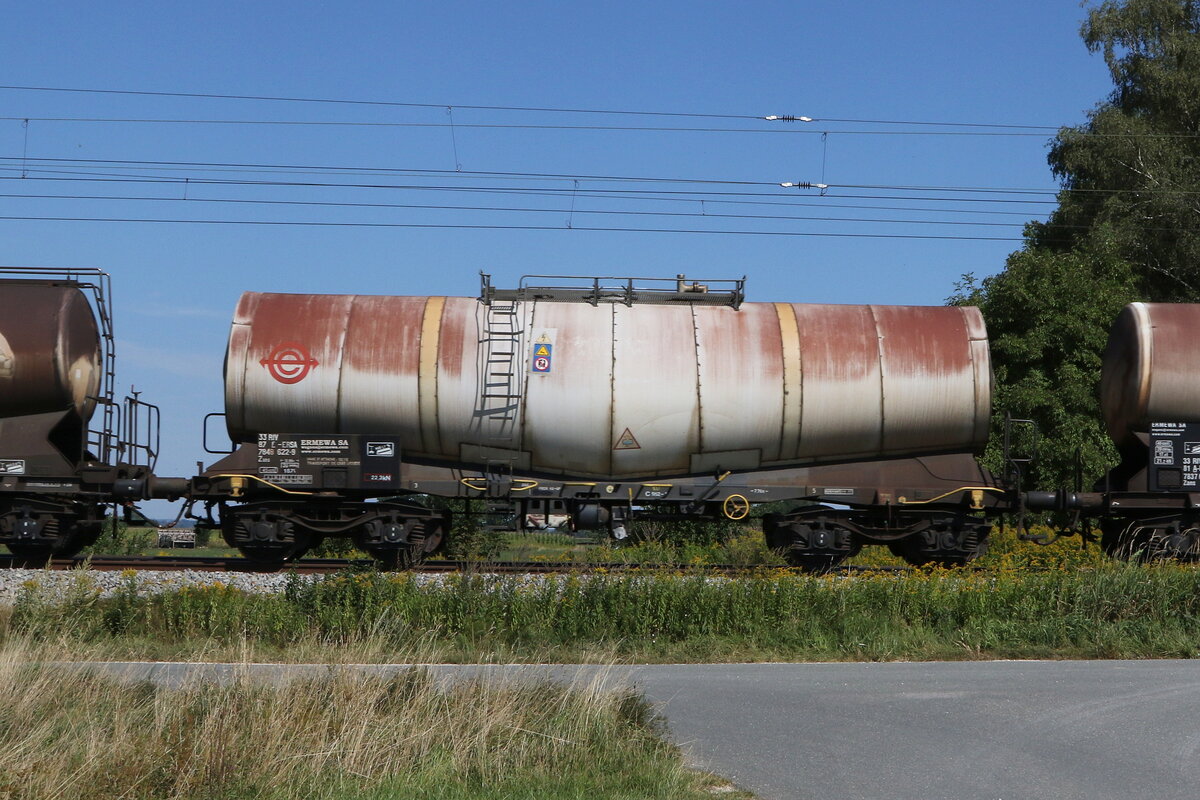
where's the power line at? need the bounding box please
[0,185,1048,217]
[0,155,1079,195]
[0,170,1064,205]
[0,84,759,120]
[0,190,1047,229]
[0,213,1030,241]
[0,115,1073,137]
[12,155,1185,197]
[2,155,778,186]
[0,84,1062,130]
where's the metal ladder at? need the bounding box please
[477,300,524,448]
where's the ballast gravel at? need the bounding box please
[0,569,588,603]
[0,569,508,603]
[0,569,326,602]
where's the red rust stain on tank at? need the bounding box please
[871,306,970,377]
[791,304,877,380]
[436,298,470,378]
[241,294,356,386]
[342,295,425,377]
[696,304,784,381]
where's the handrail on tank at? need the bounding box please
[120,389,161,471]
[479,272,746,309]
[0,266,118,463]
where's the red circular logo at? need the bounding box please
[259,342,319,384]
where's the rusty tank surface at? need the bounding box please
[223,281,991,481]
[1100,302,1200,446]
[0,282,102,421]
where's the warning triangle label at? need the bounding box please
[613,428,641,450]
[534,344,550,356]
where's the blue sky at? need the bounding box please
[0,1,1115,501]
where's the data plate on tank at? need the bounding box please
[1148,423,1200,492]
[255,433,401,490]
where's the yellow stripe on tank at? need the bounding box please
[774,302,803,461]
[418,296,446,454]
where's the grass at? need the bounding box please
[0,640,743,800]
[7,550,1200,664]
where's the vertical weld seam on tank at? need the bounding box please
[418,296,446,455]
[1132,302,1153,422]
[869,305,887,455]
[608,302,617,477]
[517,300,533,454]
[775,303,802,461]
[333,296,358,434]
[691,304,705,454]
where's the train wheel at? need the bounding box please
[887,522,990,567]
[1103,520,1200,563]
[764,512,859,573]
[352,515,446,570]
[234,545,288,570]
[223,510,315,569]
[3,511,98,563]
[782,550,851,573]
[5,543,58,564]
[361,544,422,570]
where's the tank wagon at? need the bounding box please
[0,268,185,561]
[1021,302,1200,561]
[194,275,1006,569]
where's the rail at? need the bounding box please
[0,554,915,575]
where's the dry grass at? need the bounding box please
[0,640,736,800]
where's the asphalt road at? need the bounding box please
[72,660,1200,800]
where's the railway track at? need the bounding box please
[0,554,910,575]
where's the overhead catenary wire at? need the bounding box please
[0,84,1062,129]
[0,169,1053,217]
[0,169,1066,205]
[0,190,1058,229]
[0,154,1121,197]
[7,154,1187,198]
[0,213,1032,241]
[0,116,1085,136]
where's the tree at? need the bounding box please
[1032,0,1200,298]
[950,235,1136,489]
[958,0,1200,490]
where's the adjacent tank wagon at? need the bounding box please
[0,268,183,560]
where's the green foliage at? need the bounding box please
[79,518,155,556]
[435,500,506,561]
[10,561,1200,662]
[959,0,1200,488]
[626,517,744,547]
[1033,0,1200,298]
[951,238,1137,487]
